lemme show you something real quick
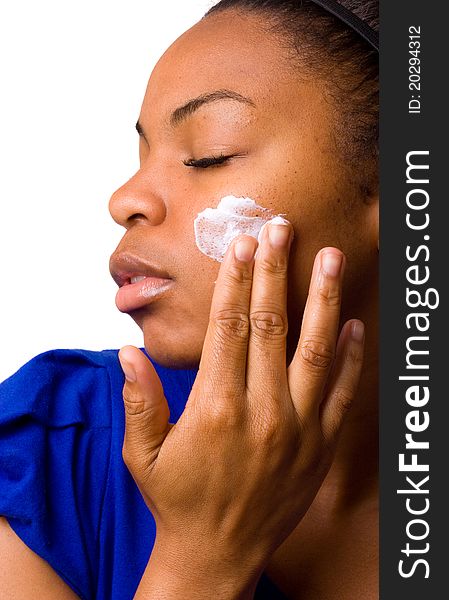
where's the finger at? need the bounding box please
[320,320,365,446]
[246,219,293,393]
[288,248,345,421]
[198,234,258,395]
[118,345,171,476]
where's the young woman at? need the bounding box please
[0,1,379,598]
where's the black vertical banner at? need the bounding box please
[380,1,448,598]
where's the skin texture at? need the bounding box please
[118,233,368,599]
[110,12,378,600]
[0,517,79,599]
[108,10,378,370]
[0,9,378,600]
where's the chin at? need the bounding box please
[142,331,202,370]
[132,307,207,370]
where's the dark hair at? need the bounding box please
[205,0,379,196]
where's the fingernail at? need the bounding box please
[119,354,137,382]
[321,251,343,277]
[268,220,291,248]
[234,236,257,262]
[351,320,365,342]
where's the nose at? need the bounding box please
[109,169,167,228]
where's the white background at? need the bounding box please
[0,1,215,381]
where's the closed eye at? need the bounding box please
[183,154,235,169]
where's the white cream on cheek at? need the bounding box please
[194,195,288,262]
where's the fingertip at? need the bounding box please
[119,345,150,365]
[315,247,346,270]
[318,246,345,258]
[233,234,258,263]
[119,345,138,359]
[118,347,138,383]
[349,319,365,343]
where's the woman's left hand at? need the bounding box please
[118,221,364,598]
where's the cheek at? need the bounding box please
[174,225,220,321]
[193,195,285,262]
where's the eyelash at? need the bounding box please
[183,154,235,169]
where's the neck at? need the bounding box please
[320,293,379,512]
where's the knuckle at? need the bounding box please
[332,388,353,415]
[347,344,364,368]
[249,404,300,452]
[250,310,288,340]
[123,388,151,417]
[223,262,253,287]
[204,397,246,430]
[259,253,288,275]
[300,336,334,371]
[213,308,250,340]
[251,409,281,443]
[316,276,341,307]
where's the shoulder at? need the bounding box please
[1,347,196,425]
[0,348,120,427]
[0,348,197,599]
[0,349,119,598]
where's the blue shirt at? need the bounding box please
[0,349,286,599]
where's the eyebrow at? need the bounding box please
[135,89,255,137]
[170,89,255,126]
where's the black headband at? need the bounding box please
[310,0,379,51]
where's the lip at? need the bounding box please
[110,252,174,312]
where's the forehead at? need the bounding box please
[141,11,315,124]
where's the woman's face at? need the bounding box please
[109,10,378,369]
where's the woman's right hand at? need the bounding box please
[118,220,364,597]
